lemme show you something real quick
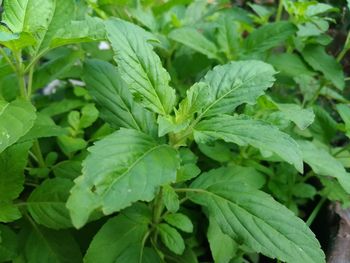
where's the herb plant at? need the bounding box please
[0,1,350,262]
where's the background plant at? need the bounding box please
[0,0,350,262]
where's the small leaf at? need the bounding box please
[164,213,193,233]
[194,115,303,172]
[163,185,180,213]
[158,223,185,255]
[276,103,315,130]
[67,129,180,228]
[105,19,176,115]
[0,100,36,153]
[0,201,21,223]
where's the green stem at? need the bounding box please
[276,0,284,22]
[306,196,327,226]
[26,65,35,99]
[32,140,45,168]
[337,32,350,62]
[152,188,164,243]
[333,144,350,156]
[0,47,17,72]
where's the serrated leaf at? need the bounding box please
[188,171,325,263]
[194,115,303,172]
[169,27,221,61]
[0,141,32,201]
[67,129,180,228]
[164,213,193,233]
[0,100,36,153]
[83,59,157,136]
[298,140,350,193]
[27,178,73,229]
[276,103,315,130]
[158,223,185,255]
[0,201,21,223]
[24,226,83,263]
[85,204,151,263]
[302,44,344,90]
[198,60,276,117]
[243,22,297,55]
[105,19,176,115]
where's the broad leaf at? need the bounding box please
[194,115,303,172]
[302,44,345,90]
[83,59,157,136]
[27,178,73,229]
[105,19,176,115]
[23,226,83,263]
[188,170,325,263]
[67,129,180,228]
[0,100,36,153]
[158,223,185,255]
[85,204,152,263]
[169,27,221,61]
[298,140,350,193]
[198,60,276,117]
[0,225,18,262]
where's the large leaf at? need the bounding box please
[0,142,32,201]
[302,44,345,90]
[83,59,157,136]
[0,100,36,153]
[27,178,73,229]
[105,19,176,115]
[67,128,180,228]
[298,140,350,193]
[188,170,325,263]
[243,21,297,55]
[23,226,83,263]
[194,115,303,172]
[85,204,153,263]
[168,27,221,61]
[198,60,276,118]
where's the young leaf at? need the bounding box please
[168,27,222,62]
[188,170,325,263]
[67,129,180,228]
[27,178,74,230]
[194,115,303,172]
[298,140,350,193]
[302,44,345,90]
[157,223,185,255]
[105,19,176,115]
[163,185,180,213]
[85,204,151,263]
[0,100,36,153]
[198,60,276,117]
[164,213,193,233]
[83,59,157,136]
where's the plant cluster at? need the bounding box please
[0,0,350,262]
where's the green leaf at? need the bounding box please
[27,178,73,229]
[67,128,180,228]
[309,106,337,144]
[0,225,18,262]
[276,103,315,130]
[83,59,157,136]
[0,201,21,223]
[84,204,151,263]
[0,142,32,201]
[105,19,176,115]
[0,100,36,153]
[207,216,237,263]
[336,104,350,137]
[169,27,221,61]
[302,44,345,90]
[158,223,185,255]
[198,60,276,117]
[163,185,180,213]
[198,141,232,163]
[53,160,82,180]
[243,22,297,55]
[164,213,193,233]
[188,172,325,263]
[194,115,303,172]
[23,226,83,263]
[298,140,350,193]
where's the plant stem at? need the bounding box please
[32,140,45,168]
[26,65,35,99]
[0,47,17,72]
[152,188,164,243]
[276,0,284,22]
[337,32,350,62]
[306,196,327,226]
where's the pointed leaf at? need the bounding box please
[164,213,193,233]
[158,223,185,255]
[188,170,325,263]
[67,129,180,228]
[83,59,157,136]
[105,19,176,115]
[194,115,303,172]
